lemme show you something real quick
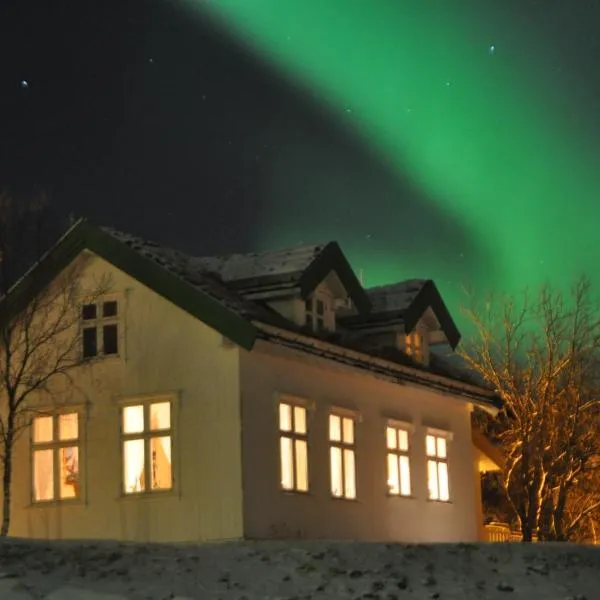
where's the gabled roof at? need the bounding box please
[339,279,461,349]
[0,220,259,350]
[195,242,371,314]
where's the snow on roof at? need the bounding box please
[366,279,428,313]
[101,228,265,319]
[192,243,326,283]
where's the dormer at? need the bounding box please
[194,241,371,332]
[339,280,460,367]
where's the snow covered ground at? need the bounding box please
[0,538,598,599]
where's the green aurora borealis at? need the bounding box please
[184,1,600,312]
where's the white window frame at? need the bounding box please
[120,398,175,495]
[81,297,120,359]
[425,429,452,502]
[305,295,329,332]
[30,411,82,503]
[278,400,309,493]
[385,420,413,497]
[329,411,357,500]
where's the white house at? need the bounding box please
[2,221,502,543]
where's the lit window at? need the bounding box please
[31,413,80,502]
[426,434,450,501]
[279,402,309,492]
[405,331,423,362]
[386,425,411,496]
[329,414,356,499]
[305,296,327,332]
[122,401,172,494]
[82,300,120,358]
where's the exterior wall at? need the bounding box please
[8,254,244,542]
[239,341,480,543]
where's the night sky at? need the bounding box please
[1,1,599,315]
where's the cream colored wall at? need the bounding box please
[8,253,244,542]
[239,341,480,543]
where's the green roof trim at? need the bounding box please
[0,220,258,351]
[299,242,372,314]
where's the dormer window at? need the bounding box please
[405,331,423,362]
[305,296,327,332]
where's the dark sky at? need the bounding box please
[1,1,599,307]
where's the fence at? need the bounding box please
[484,522,533,542]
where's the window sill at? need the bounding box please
[386,493,416,500]
[427,498,452,504]
[281,489,311,497]
[118,489,178,502]
[27,498,85,509]
[331,495,359,503]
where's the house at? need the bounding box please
[2,220,502,543]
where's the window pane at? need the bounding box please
[342,417,354,444]
[58,413,78,441]
[82,304,97,320]
[150,402,171,431]
[343,449,356,499]
[150,436,172,490]
[123,405,144,434]
[427,459,439,500]
[295,439,308,492]
[426,435,437,457]
[329,415,341,442]
[387,453,399,494]
[33,416,53,443]
[330,446,343,496]
[280,436,293,490]
[59,446,79,499]
[306,314,313,329]
[33,449,54,501]
[103,324,118,355]
[103,300,118,317]
[316,317,325,331]
[438,461,450,501]
[437,437,447,459]
[316,299,324,315]
[386,427,397,450]
[279,403,292,432]
[123,439,145,493]
[83,327,97,358]
[398,429,409,452]
[399,455,411,496]
[293,406,306,435]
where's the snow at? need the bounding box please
[0,538,597,599]
[366,280,428,313]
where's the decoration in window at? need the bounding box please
[31,412,80,502]
[405,331,423,362]
[122,401,172,494]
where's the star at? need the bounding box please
[20,80,29,89]
[488,45,496,55]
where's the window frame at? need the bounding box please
[30,410,83,504]
[329,411,358,500]
[385,421,413,498]
[425,429,452,502]
[278,400,310,493]
[119,396,176,497]
[404,330,423,362]
[81,297,121,359]
[304,294,329,332]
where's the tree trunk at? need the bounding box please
[1,417,15,537]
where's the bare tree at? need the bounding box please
[460,277,600,542]
[0,193,109,536]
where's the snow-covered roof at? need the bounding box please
[366,279,428,313]
[193,243,326,284]
[101,228,272,320]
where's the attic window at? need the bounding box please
[405,331,423,362]
[305,296,327,332]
